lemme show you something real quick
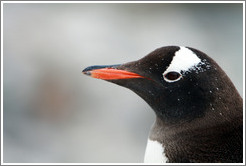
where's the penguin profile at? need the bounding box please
[82,46,243,163]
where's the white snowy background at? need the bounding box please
[3,3,243,163]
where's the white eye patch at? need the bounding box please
[164,46,201,74]
[163,46,203,82]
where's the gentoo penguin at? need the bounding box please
[82,46,243,163]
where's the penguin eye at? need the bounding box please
[163,71,182,82]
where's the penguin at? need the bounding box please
[82,46,243,163]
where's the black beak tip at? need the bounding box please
[82,64,121,75]
[82,66,94,72]
[82,66,93,76]
[82,71,91,76]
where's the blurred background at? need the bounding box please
[3,2,243,163]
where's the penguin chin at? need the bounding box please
[106,78,173,123]
[108,78,160,98]
[108,78,162,106]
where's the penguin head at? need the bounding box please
[83,46,236,124]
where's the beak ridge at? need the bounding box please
[82,64,144,80]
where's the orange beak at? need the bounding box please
[82,65,144,80]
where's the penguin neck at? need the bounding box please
[147,104,243,163]
[149,104,242,141]
[149,78,243,136]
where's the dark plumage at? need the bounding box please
[82,46,243,163]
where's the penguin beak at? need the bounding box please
[82,65,144,80]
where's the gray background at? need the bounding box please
[3,3,243,163]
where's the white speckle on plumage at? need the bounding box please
[144,139,168,163]
[209,90,212,93]
[149,90,154,96]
